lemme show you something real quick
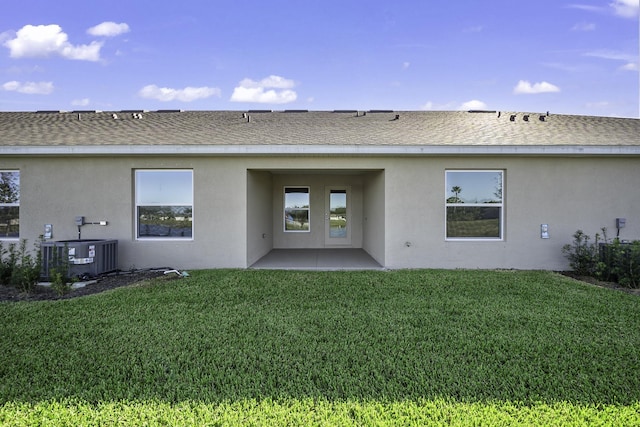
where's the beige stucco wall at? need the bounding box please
[1,154,638,271]
[379,156,640,270]
[5,157,248,270]
[362,170,385,266]
[246,170,273,265]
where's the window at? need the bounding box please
[0,171,19,239]
[284,187,310,232]
[135,170,193,239]
[445,170,503,240]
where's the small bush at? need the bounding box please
[562,229,602,276]
[45,243,73,295]
[600,239,640,288]
[0,239,42,292]
[0,238,42,292]
[0,241,14,284]
[49,269,73,296]
[564,229,640,288]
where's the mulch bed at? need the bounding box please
[0,270,173,302]
[558,271,640,296]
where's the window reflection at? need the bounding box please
[135,170,193,239]
[329,190,347,238]
[0,171,19,238]
[446,171,503,240]
[284,187,310,231]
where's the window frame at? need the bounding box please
[445,169,504,241]
[134,169,194,241]
[284,186,311,233]
[0,170,20,240]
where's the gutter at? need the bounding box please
[1,144,639,157]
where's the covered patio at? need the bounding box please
[250,248,383,270]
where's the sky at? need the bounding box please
[0,0,638,117]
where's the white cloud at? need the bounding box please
[87,22,130,37]
[459,100,488,110]
[420,101,435,110]
[586,49,635,61]
[0,30,11,45]
[138,84,221,102]
[463,25,484,33]
[420,101,458,110]
[71,98,90,106]
[2,80,54,94]
[584,50,639,71]
[3,24,102,61]
[610,0,639,18]
[569,1,638,17]
[567,4,603,13]
[586,101,611,109]
[402,61,410,70]
[571,22,596,31]
[239,75,296,89]
[513,80,560,94]
[230,75,298,104]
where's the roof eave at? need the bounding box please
[1,144,639,156]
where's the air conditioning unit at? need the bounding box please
[41,239,118,280]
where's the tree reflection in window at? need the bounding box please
[445,171,503,239]
[135,170,193,238]
[284,187,310,232]
[0,171,19,238]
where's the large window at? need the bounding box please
[445,170,503,240]
[0,171,19,239]
[284,187,310,232]
[135,170,193,239]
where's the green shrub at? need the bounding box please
[564,229,640,288]
[0,238,41,292]
[562,229,602,276]
[0,241,14,284]
[44,243,72,295]
[600,239,640,288]
[49,269,73,296]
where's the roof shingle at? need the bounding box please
[0,110,638,150]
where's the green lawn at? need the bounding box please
[1,269,639,425]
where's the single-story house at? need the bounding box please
[0,109,638,271]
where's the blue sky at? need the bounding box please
[1,0,638,116]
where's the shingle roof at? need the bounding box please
[0,110,638,154]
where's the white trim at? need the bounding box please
[2,144,640,157]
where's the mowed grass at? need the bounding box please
[1,269,639,425]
